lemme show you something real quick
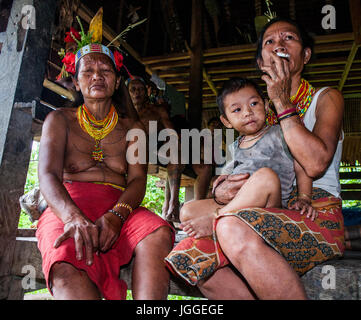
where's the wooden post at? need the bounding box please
[349,0,361,45]
[0,0,57,299]
[187,0,203,130]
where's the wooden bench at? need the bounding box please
[11,227,361,300]
[148,164,198,202]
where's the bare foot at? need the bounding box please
[179,212,215,238]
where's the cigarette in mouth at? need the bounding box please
[276,52,290,59]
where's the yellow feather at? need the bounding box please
[89,7,103,43]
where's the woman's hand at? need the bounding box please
[260,52,292,106]
[213,173,250,205]
[53,214,99,266]
[289,199,318,221]
[95,212,123,253]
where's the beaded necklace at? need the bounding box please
[290,78,316,118]
[239,125,270,145]
[265,78,316,126]
[77,104,118,162]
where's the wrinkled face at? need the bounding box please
[220,86,267,136]
[258,21,311,75]
[128,80,147,106]
[73,53,119,101]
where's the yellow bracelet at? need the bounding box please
[297,193,312,202]
[113,202,133,213]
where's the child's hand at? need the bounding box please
[289,199,318,221]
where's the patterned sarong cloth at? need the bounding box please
[165,187,345,286]
[36,181,174,300]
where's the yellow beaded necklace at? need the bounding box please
[77,104,118,162]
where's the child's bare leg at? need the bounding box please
[218,168,281,215]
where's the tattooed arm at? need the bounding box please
[274,88,344,178]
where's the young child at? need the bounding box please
[180,77,317,238]
[218,77,316,210]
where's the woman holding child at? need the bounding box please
[165,18,345,300]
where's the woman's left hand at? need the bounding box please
[289,199,318,221]
[95,212,122,253]
[260,52,292,106]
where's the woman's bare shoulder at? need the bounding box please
[317,87,344,105]
[44,107,77,124]
[315,87,344,116]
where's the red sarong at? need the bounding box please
[36,181,174,300]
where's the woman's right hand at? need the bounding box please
[53,214,99,266]
[95,212,123,253]
[260,52,292,107]
[213,173,250,204]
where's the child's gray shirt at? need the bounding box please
[221,125,295,207]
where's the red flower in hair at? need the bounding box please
[64,27,81,43]
[113,50,124,72]
[62,52,76,75]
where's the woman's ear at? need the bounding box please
[257,57,264,69]
[72,77,80,92]
[303,47,312,65]
[220,114,233,129]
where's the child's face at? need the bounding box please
[220,85,267,135]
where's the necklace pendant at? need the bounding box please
[92,140,104,162]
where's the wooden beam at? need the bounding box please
[141,33,354,65]
[349,0,361,45]
[185,41,218,96]
[43,79,76,102]
[339,0,361,91]
[338,42,360,91]
[187,0,203,129]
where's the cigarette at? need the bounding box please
[276,52,290,59]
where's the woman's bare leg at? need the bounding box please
[50,262,101,300]
[216,216,307,300]
[132,226,173,299]
[198,266,256,300]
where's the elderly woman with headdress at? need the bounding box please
[36,30,174,299]
[165,17,345,299]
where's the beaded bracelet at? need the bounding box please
[212,181,226,206]
[277,107,297,119]
[278,111,298,122]
[108,209,127,224]
[113,202,133,213]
